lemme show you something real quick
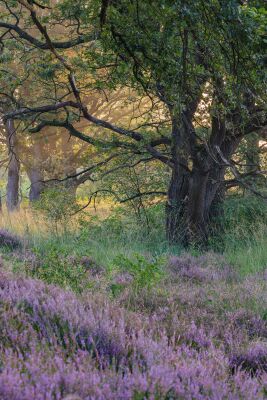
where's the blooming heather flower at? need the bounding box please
[0,229,22,250]
[0,272,266,399]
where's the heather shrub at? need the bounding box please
[10,236,107,293]
[168,254,206,280]
[63,254,105,278]
[0,272,266,399]
[167,253,235,282]
[230,341,267,375]
[0,275,128,365]
[0,229,22,250]
[12,249,41,271]
[0,194,266,398]
[229,309,267,340]
[79,256,104,276]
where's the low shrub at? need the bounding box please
[112,254,164,294]
[167,253,235,282]
[27,248,90,292]
[230,341,267,375]
[0,272,266,400]
[0,229,22,250]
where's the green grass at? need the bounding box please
[221,195,267,275]
[224,232,267,275]
[1,194,266,283]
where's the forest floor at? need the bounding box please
[0,200,266,399]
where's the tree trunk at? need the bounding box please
[64,180,78,202]
[5,119,20,212]
[166,114,240,247]
[60,135,79,202]
[166,163,226,247]
[166,165,190,244]
[26,138,45,201]
[166,115,190,244]
[27,168,44,201]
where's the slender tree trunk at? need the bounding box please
[27,168,44,201]
[64,179,78,201]
[5,119,20,212]
[26,138,45,201]
[61,136,79,202]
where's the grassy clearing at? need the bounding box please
[0,194,266,278]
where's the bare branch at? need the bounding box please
[215,145,267,200]
[3,101,79,121]
[119,191,166,203]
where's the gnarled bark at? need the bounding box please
[166,111,240,247]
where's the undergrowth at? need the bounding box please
[0,194,266,399]
[0,193,266,287]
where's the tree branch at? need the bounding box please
[3,101,79,121]
[119,191,166,203]
[0,22,92,49]
[215,145,267,200]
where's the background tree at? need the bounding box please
[0,0,266,245]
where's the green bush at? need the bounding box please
[29,247,89,293]
[32,186,79,233]
[112,253,165,292]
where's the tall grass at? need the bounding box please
[221,195,267,275]
[0,194,266,276]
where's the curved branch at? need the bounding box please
[215,145,267,200]
[0,22,93,49]
[3,101,79,121]
[4,102,172,165]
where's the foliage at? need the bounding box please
[0,1,266,396]
[77,203,169,260]
[0,0,266,245]
[112,253,164,294]
[27,247,90,293]
[32,187,79,233]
